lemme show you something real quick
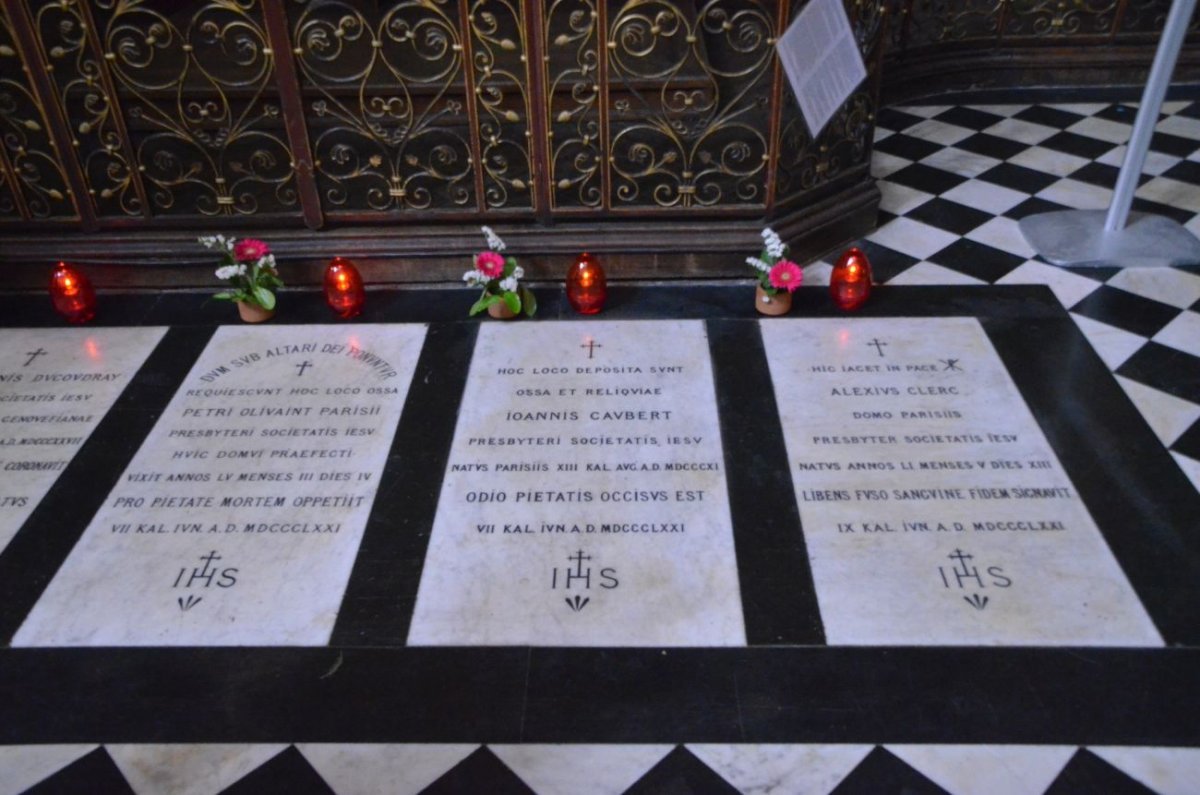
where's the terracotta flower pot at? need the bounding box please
[755,284,792,316]
[237,300,275,323]
[488,300,517,320]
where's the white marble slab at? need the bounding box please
[762,317,1162,646]
[14,324,425,646]
[407,321,746,646]
[0,328,165,555]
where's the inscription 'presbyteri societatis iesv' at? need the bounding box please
[408,320,746,646]
[762,317,1162,646]
[0,328,166,556]
[14,324,425,647]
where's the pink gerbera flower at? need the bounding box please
[475,250,506,279]
[768,259,802,292]
[234,238,270,262]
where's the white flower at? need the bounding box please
[499,276,518,293]
[746,256,770,273]
[215,264,245,280]
[481,225,506,252]
[511,265,524,279]
[462,269,486,287]
[762,227,785,258]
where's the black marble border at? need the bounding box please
[0,285,1197,746]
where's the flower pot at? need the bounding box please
[755,284,791,316]
[488,301,517,320]
[237,300,275,323]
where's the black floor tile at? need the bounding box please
[1015,105,1087,129]
[1178,101,1200,119]
[874,132,945,162]
[954,132,1030,161]
[885,163,968,195]
[933,106,1006,131]
[1151,131,1199,157]
[979,162,1059,194]
[1003,196,1070,220]
[1169,415,1200,459]
[1130,197,1197,226]
[1042,749,1156,795]
[221,746,335,795]
[1117,341,1200,404]
[1067,265,1124,282]
[1040,131,1119,160]
[854,239,921,283]
[905,197,994,235]
[875,107,927,133]
[1094,104,1141,124]
[1071,285,1180,338]
[24,748,135,795]
[423,748,535,794]
[1163,159,1200,184]
[623,746,739,794]
[927,238,1027,282]
[830,747,949,795]
[1069,161,1149,189]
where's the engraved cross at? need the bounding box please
[23,348,47,367]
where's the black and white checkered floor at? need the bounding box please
[6,101,1200,794]
[812,99,1200,496]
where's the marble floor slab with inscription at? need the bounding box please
[2,97,1200,792]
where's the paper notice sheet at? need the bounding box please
[776,0,868,137]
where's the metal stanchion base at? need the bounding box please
[1020,209,1200,268]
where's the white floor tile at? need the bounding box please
[1152,309,1200,356]
[110,744,287,795]
[1091,746,1200,795]
[966,217,1036,257]
[1007,146,1090,177]
[1108,267,1200,309]
[1170,451,1200,494]
[920,147,1003,178]
[1137,176,1200,213]
[0,746,97,795]
[690,744,873,795]
[907,119,975,146]
[1037,178,1112,210]
[878,181,934,215]
[491,745,672,795]
[983,118,1058,145]
[1096,145,1181,175]
[886,261,986,285]
[888,745,1075,795]
[1156,114,1200,141]
[1071,314,1149,370]
[974,104,1029,117]
[996,260,1103,308]
[941,179,1031,215]
[867,217,960,260]
[871,151,913,179]
[1055,102,1110,116]
[899,105,953,118]
[1116,376,1200,446]
[298,744,477,795]
[1066,116,1131,144]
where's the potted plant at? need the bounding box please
[463,226,536,319]
[746,227,802,316]
[200,234,283,323]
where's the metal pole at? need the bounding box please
[1105,0,1199,232]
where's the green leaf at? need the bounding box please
[252,286,275,310]
[502,257,517,278]
[212,291,237,301]
[503,290,520,315]
[520,285,537,317]
[470,293,501,316]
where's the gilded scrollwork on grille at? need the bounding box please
[1119,0,1199,33]
[290,0,475,213]
[607,0,773,209]
[544,0,602,208]
[91,0,296,216]
[31,0,142,217]
[0,171,19,218]
[1005,0,1119,36]
[906,0,1003,47]
[0,5,75,219]
[470,0,534,209]
[850,0,889,57]
[774,89,872,200]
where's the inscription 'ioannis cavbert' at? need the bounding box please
[408,320,746,647]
